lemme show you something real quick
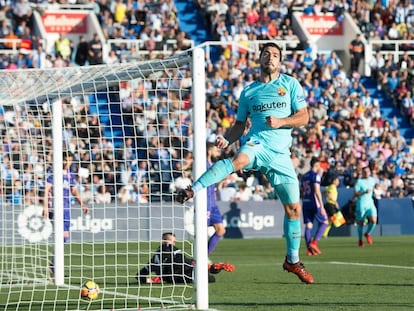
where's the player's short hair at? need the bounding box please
[310,157,320,168]
[162,232,175,240]
[63,150,74,159]
[260,42,282,59]
[161,232,176,245]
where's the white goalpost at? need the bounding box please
[0,48,209,310]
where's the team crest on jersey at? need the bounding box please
[277,87,286,96]
[247,139,260,146]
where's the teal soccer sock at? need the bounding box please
[366,222,376,235]
[192,158,234,193]
[357,225,363,240]
[284,216,301,264]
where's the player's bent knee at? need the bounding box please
[215,224,226,236]
[284,203,301,218]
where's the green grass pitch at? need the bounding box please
[208,235,414,311]
[1,236,413,310]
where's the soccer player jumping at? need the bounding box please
[177,43,314,284]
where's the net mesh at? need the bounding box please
[0,51,198,310]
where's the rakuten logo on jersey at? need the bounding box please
[70,215,113,233]
[252,101,287,112]
[223,212,274,230]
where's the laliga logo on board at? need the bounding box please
[17,205,53,243]
[70,215,113,233]
[223,212,274,230]
[17,206,114,242]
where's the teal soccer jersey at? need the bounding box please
[237,74,306,202]
[237,73,307,153]
[354,177,377,220]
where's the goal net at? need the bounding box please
[0,49,208,310]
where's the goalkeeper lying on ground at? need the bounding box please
[136,232,234,284]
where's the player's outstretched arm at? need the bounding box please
[216,120,246,149]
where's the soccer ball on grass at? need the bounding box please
[80,280,100,300]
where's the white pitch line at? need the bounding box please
[327,261,414,270]
[237,261,414,270]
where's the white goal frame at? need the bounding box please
[0,47,209,310]
[51,49,209,307]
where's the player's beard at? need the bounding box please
[261,63,278,76]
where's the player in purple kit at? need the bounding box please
[43,151,89,277]
[195,143,234,271]
[206,143,226,257]
[43,151,89,241]
[300,157,328,256]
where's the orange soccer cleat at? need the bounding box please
[309,241,322,255]
[283,258,314,284]
[364,233,373,245]
[209,262,235,274]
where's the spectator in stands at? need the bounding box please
[80,183,95,205]
[284,28,299,50]
[217,177,237,202]
[7,178,22,205]
[106,49,120,64]
[95,183,112,204]
[54,33,73,61]
[251,184,268,201]
[0,19,11,48]
[384,69,400,101]
[75,35,89,66]
[231,182,252,202]
[245,6,259,26]
[404,165,414,197]
[386,175,405,198]
[390,129,408,151]
[387,22,401,40]
[114,0,127,24]
[326,50,343,71]
[88,33,103,65]
[176,30,192,51]
[302,47,314,71]
[401,91,413,120]
[46,0,60,10]
[12,0,32,29]
[117,183,135,203]
[349,33,364,73]
[3,28,18,50]
[369,50,385,80]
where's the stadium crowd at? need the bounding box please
[0,0,414,208]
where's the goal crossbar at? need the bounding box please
[0,51,192,105]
